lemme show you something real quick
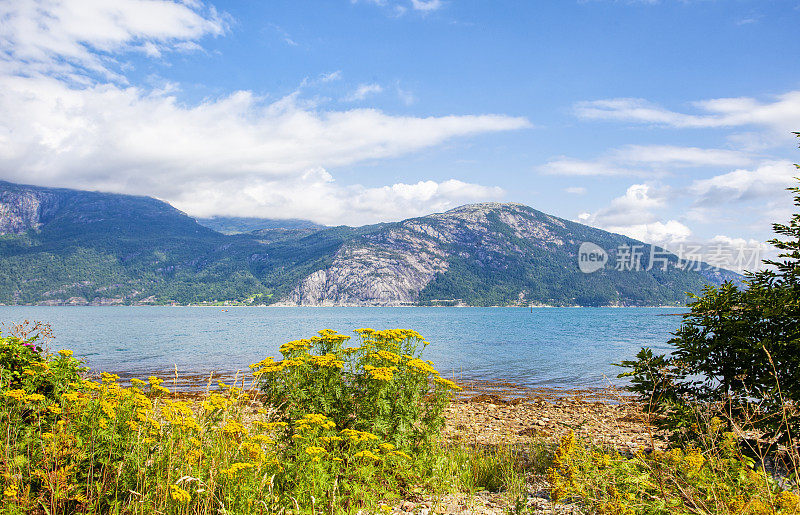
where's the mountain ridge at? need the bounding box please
[0,180,739,307]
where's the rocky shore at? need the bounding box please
[395,385,657,515]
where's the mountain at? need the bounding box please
[196,216,325,235]
[0,181,739,306]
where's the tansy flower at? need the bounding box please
[2,389,25,401]
[3,484,18,500]
[58,349,73,358]
[170,485,191,504]
[353,450,382,461]
[434,376,461,390]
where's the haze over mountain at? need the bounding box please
[0,181,738,307]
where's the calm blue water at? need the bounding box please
[0,307,685,388]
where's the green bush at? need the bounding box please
[254,328,459,452]
[617,145,800,444]
[1,327,462,513]
[0,322,86,401]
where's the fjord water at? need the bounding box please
[0,307,685,388]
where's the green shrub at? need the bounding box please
[0,322,86,401]
[254,328,459,452]
[2,328,460,513]
[617,148,800,444]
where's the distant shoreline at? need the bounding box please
[0,303,688,309]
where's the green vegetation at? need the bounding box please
[0,180,737,307]
[196,216,324,235]
[553,149,800,514]
[255,328,455,452]
[4,325,524,514]
[617,177,800,446]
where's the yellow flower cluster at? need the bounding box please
[340,428,380,442]
[148,376,170,395]
[307,353,345,369]
[433,376,461,390]
[353,449,381,460]
[363,365,398,381]
[170,485,191,504]
[220,462,254,477]
[296,413,336,430]
[368,350,402,364]
[279,339,313,354]
[406,358,438,375]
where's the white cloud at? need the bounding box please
[319,70,343,83]
[539,144,752,177]
[410,0,443,11]
[0,73,527,223]
[344,83,384,102]
[611,145,752,168]
[539,157,642,176]
[0,0,530,225]
[689,160,798,203]
[575,92,800,136]
[170,172,504,226]
[352,0,444,14]
[397,85,416,106]
[576,183,691,245]
[565,186,587,195]
[0,0,226,78]
[611,220,692,246]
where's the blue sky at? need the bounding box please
[1,0,799,254]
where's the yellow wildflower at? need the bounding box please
[170,484,191,504]
[46,405,62,415]
[221,462,254,476]
[341,428,380,441]
[221,419,246,436]
[25,393,46,403]
[364,365,397,381]
[3,483,18,500]
[353,449,382,460]
[296,413,336,429]
[434,376,461,390]
[305,446,327,455]
[57,349,73,358]
[2,389,25,401]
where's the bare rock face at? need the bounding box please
[282,234,449,306]
[281,203,567,306]
[0,187,59,235]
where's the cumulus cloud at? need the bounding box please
[576,183,692,245]
[0,0,529,225]
[689,160,797,204]
[0,73,527,222]
[171,173,503,226]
